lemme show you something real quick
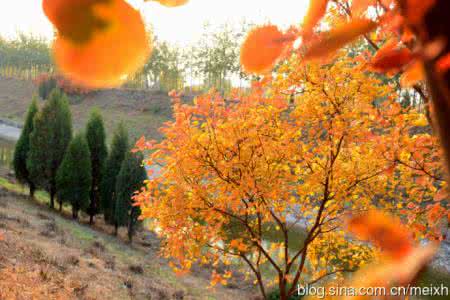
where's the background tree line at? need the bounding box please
[0,33,52,79]
[0,26,428,110]
[0,23,251,93]
[12,89,145,242]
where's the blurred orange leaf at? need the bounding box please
[150,0,189,7]
[303,18,377,61]
[436,52,450,73]
[240,25,290,74]
[401,27,415,43]
[52,0,151,88]
[351,0,375,16]
[347,210,414,259]
[371,46,414,72]
[404,0,436,24]
[400,61,424,87]
[43,0,111,44]
[434,188,447,202]
[343,243,438,300]
[302,0,329,37]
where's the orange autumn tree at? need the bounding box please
[273,51,448,242]
[376,103,448,241]
[134,54,442,299]
[239,0,450,176]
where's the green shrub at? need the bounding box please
[27,89,72,209]
[114,151,146,242]
[101,122,128,230]
[85,109,108,225]
[56,134,91,219]
[13,97,38,197]
[37,74,57,100]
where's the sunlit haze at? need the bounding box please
[0,0,309,44]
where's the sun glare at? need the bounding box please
[0,0,310,43]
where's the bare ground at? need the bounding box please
[0,184,254,300]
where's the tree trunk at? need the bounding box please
[114,223,118,236]
[89,192,95,225]
[59,200,63,212]
[29,184,35,199]
[72,208,78,219]
[279,276,287,300]
[50,188,55,209]
[127,220,134,243]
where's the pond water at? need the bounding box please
[0,138,14,169]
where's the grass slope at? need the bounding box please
[0,178,252,299]
[0,77,191,141]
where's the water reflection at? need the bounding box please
[0,139,14,169]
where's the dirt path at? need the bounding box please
[0,187,253,300]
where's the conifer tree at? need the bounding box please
[27,89,72,209]
[56,134,92,219]
[85,109,108,225]
[101,122,128,232]
[115,152,146,242]
[13,97,38,198]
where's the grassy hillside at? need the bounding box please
[0,77,189,141]
[0,179,253,299]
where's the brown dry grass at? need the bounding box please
[0,186,253,299]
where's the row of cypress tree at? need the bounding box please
[13,89,146,242]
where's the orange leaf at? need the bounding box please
[151,0,189,7]
[436,52,450,73]
[303,18,377,61]
[400,61,424,87]
[376,38,399,55]
[347,210,414,259]
[434,188,447,202]
[52,0,151,88]
[422,38,446,60]
[385,164,396,176]
[371,47,414,73]
[351,0,375,16]
[416,175,429,185]
[302,0,329,37]
[240,25,290,74]
[43,0,111,44]
[401,27,415,43]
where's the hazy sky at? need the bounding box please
[0,0,309,44]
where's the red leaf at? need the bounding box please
[347,210,414,259]
[371,45,414,73]
[405,0,436,24]
[436,52,450,73]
